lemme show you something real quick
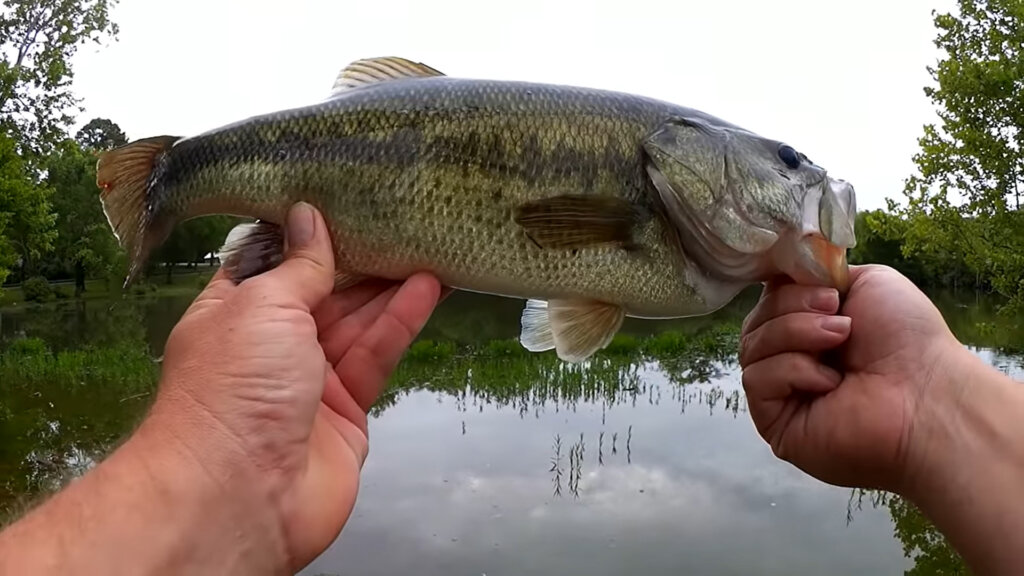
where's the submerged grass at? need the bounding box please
[0,321,742,523]
[1,337,160,525]
[376,322,742,415]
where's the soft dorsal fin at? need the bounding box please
[330,56,445,97]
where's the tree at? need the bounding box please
[151,216,241,283]
[0,0,120,158]
[75,117,126,151]
[0,132,55,285]
[44,137,121,293]
[896,0,1024,311]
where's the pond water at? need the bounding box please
[1,285,1022,575]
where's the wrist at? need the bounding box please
[898,341,1024,573]
[0,410,290,576]
[129,404,292,574]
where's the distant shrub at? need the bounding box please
[406,339,456,362]
[482,338,525,357]
[603,334,641,356]
[131,282,159,296]
[6,337,49,357]
[22,276,53,303]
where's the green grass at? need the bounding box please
[0,269,214,309]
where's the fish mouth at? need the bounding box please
[803,233,850,293]
[770,230,851,294]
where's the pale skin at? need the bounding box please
[0,204,1019,575]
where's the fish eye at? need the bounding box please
[778,145,801,169]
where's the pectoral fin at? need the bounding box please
[514,195,640,250]
[519,298,625,363]
[220,222,285,283]
[220,221,365,290]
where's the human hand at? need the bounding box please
[138,203,442,571]
[738,264,976,492]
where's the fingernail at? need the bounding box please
[287,202,315,248]
[820,315,851,335]
[810,289,839,313]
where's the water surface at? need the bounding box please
[1,286,1021,575]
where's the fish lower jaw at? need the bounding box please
[769,231,850,291]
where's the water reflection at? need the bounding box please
[0,287,1021,575]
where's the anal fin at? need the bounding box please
[519,297,625,363]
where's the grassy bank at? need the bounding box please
[0,268,216,309]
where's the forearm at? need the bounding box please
[0,417,289,576]
[902,348,1024,575]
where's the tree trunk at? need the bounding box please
[75,261,86,295]
[165,262,174,285]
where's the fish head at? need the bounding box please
[644,116,857,293]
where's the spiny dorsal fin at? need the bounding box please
[330,56,445,97]
[514,194,641,251]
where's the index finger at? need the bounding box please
[742,281,841,336]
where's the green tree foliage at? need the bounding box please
[0,133,55,285]
[0,0,120,158]
[75,117,126,151]
[150,216,241,282]
[43,136,122,292]
[895,0,1024,310]
[850,489,969,575]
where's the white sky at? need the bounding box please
[70,0,956,211]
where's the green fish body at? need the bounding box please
[97,57,856,362]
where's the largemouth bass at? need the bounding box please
[96,56,857,362]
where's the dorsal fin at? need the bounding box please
[330,56,445,97]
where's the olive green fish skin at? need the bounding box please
[154,77,746,317]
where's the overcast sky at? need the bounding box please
[70,0,956,210]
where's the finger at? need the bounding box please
[742,284,841,335]
[334,272,442,411]
[321,366,368,438]
[739,312,851,367]
[257,202,336,311]
[742,352,842,438]
[742,352,843,402]
[313,278,402,332]
[318,284,403,366]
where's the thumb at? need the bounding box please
[261,202,336,311]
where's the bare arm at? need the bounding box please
[739,264,1024,576]
[901,350,1024,576]
[0,421,287,575]
[0,204,442,575]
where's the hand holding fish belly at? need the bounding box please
[96,56,857,362]
[0,203,444,574]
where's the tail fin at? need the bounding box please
[96,136,181,286]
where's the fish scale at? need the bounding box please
[96,56,855,362]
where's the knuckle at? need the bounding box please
[738,331,758,366]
